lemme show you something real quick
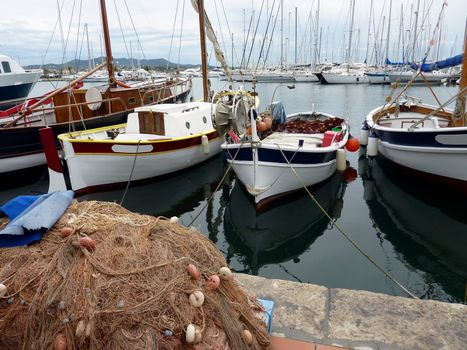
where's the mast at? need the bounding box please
[197,0,209,102]
[99,0,115,86]
[280,0,283,69]
[294,7,298,65]
[365,0,372,65]
[314,0,320,68]
[385,0,392,66]
[453,20,467,126]
[412,0,420,63]
[85,23,92,71]
[347,0,356,67]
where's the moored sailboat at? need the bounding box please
[363,22,467,191]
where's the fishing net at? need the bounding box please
[0,201,270,350]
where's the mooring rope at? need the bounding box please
[187,137,247,227]
[120,140,142,206]
[275,144,420,299]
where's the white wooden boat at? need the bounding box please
[221,105,349,209]
[49,102,221,193]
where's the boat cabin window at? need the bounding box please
[128,97,136,105]
[138,111,165,135]
[1,61,11,73]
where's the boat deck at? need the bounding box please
[262,133,323,148]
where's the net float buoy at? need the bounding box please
[53,333,67,350]
[263,117,273,129]
[194,325,202,343]
[206,275,220,289]
[186,324,196,344]
[75,320,86,338]
[60,226,74,238]
[257,121,267,132]
[169,216,179,224]
[0,283,7,297]
[187,264,200,280]
[79,236,96,251]
[189,291,205,307]
[345,137,360,152]
[243,329,253,345]
[66,213,77,226]
[218,267,232,280]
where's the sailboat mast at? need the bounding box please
[280,0,283,69]
[347,0,356,67]
[197,0,209,102]
[85,23,92,71]
[365,0,372,65]
[412,0,420,63]
[385,0,392,66]
[294,7,298,65]
[453,20,467,126]
[99,0,115,86]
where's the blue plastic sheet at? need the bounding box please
[0,191,74,247]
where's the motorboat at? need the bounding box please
[0,54,42,110]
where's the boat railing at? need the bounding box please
[9,97,128,127]
[141,78,191,103]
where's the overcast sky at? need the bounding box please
[1,0,465,67]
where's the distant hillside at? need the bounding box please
[25,57,206,71]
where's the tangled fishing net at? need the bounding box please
[0,201,270,349]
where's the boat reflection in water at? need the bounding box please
[360,153,467,301]
[80,155,226,217]
[224,170,349,275]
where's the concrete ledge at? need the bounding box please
[236,274,467,350]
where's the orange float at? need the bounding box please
[345,137,360,152]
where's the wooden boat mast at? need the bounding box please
[453,20,467,126]
[99,0,116,87]
[197,0,209,102]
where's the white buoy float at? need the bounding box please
[0,283,7,297]
[186,324,196,344]
[189,291,205,307]
[367,130,379,157]
[169,216,179,224]
[360,120,369,146]
[336,149,347,171]
[201,135,210,155]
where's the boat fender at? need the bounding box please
[367,130,378,157]
[360,120,369,146]
[336,149,346,171]
[345,137,360,152]
[201,135,210,155]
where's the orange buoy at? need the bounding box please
[60,226,75,238]
[263,117,273,129]
[79,236,96,251]
[256,121,267,132]
[345,137,360,152]
[206,275,220,289]
[245,126,252,135]
[187,264,201,280]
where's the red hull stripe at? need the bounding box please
[71,131,219,154]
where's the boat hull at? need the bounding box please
[223,144,340,208]
[366,72,391,84]
[321,72,369,84]
[63,132,221,192]
[0,87,191,174]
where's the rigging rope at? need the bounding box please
[274,144,420,300]
[166,0,181,71]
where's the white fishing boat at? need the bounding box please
[363,27,467,192]
[0,54,42,110]
[49,102,221,193]
[218,101,351,209]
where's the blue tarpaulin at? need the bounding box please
[0,191,74,248]
[385,54,463,72]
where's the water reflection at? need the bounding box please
[80,156,226,217]
[224,172,348,275]
[359,153,466,302]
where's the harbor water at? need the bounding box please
[1,78,465,303]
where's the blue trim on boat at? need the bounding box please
[224,147,336,164]
[375,129,467,148]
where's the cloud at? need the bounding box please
[1,0,465,67]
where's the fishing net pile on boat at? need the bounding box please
[0,200,270,350]
[275,116,345,134]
